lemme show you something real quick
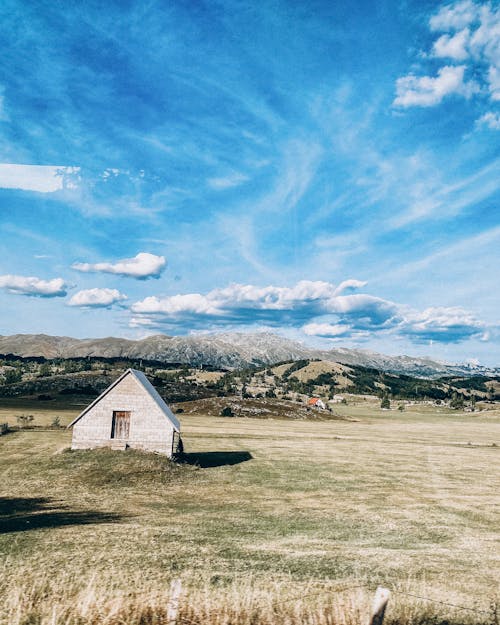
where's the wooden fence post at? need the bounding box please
[369,587,391,625]
[167,578,182,625]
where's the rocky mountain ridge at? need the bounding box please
[0,332,497,378]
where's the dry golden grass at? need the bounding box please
[0,400,499,624]
[0,397,81,427]
[288,360,353,384]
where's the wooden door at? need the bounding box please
[111,411,130,439]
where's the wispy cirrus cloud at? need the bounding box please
[72,252,166,279]
[207,172,249,190]
[68,288,127,308]
[129,279,487,344]
[0,274,68,297]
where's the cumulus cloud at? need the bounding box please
[68,288,128,308]
[400,306,487,343]
[303,304,486,344]
[130,280,392,327]
[0,164,79,193]
[429,0,479,31]
[129,279,486,344]
[394,1,500,110]
[394,65,477,107]
[433,28,471,59]
[72,252,166,279]
[0,274,68,297]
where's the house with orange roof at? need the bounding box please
[307,397,326,410]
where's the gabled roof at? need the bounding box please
[68,368,180,431]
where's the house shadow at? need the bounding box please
[0,497,125,534]
[180,451,253,468]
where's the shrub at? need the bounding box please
[0,423,8,435]
[220,406,234,417]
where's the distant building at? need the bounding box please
[329,394,345,403]
[68,368,181,456]
[307,397,326,410]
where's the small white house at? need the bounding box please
[329,394,345,404]
[68,368,181,456]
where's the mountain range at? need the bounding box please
[0,332,497,378]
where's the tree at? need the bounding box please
[470,393,476,412]
[450,392,464,410]
[4,369,22,384]
[39,362,51,377]
[380,395,391,409]
[220,406,233,417]
[241,384,252,399]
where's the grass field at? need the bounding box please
[0,398,499,624]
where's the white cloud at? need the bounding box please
[487,66,500,100]
[72,252,166,279]
[130,279,386,321]
[400,306,486,342]
[433,28,470,59]
[68,288,128,308]
[0,274,68,297]
[129,278,486,344]
[430,0,478,31]
[394,65,477,107]
[395,1,500,109]
[477,110,500,128]
[302,322,352,338]
[333,279,368,295]
[133,293,222,315]
[0,164,79,193]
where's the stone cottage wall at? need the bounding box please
[71,374,175,455]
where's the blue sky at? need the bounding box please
[0,0,499,365]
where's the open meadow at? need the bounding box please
[0,398,499,625]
